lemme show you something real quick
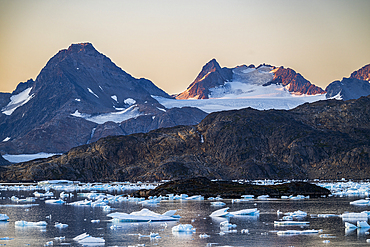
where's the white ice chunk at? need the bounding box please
[345,222,357,229]
[15,220,47,227]
[211,201,226,206]
[157,107,166,112]
[172,224,196,233]
[210,207,232,217]
[185,195,204,200]
[73,233,105,245]
[277,229,321,235]
[350,199,370,205]
[230,208,260,216]
[341,212,368,221]
[274,220,309,226]
[199,233,210,238]
[357,221,370,228]
[107,208,180,222]
[2,87,34,115]
[75,98,81,101]
[55,222,68,228]
[0,214,9,221]
[45,199,65,204]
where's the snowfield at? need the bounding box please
[1,87,34,115]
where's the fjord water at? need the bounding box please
[1,190,370,246]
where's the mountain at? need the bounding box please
[325,64,370,101]
[175,59,325,100]
[0,43,207,155]
[2,95,369,182]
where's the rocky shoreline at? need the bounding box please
[130,177,331,199]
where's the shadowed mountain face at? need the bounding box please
[0,43,206,154]
[325,64,370,101]
[1,95,369,182]
[175,59,325,100]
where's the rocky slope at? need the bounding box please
[175,59,325,100]
[0,43,207,154]
[1,95,369,182]
[325,63,370,101]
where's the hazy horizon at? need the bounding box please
[1,0,369,94]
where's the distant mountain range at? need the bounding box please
[0,42,369,156]
[2,94,369,182]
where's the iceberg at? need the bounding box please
[350,199,370,205]
[73,233,105,245]
[341,212,368,221]
[277,229,321,235]
[55,222,68,228]
[284,210,307,218]
[0,214,9,221]
[357,221,370,228]
[107,208,181,222]
[210,207,232,217]
[211,201,226,206]
[230,208,259,216]
[172,224,196,233]
[15,220,47,227]
[45,199,65,204]
[274,220,309,226]
[345,222,357,229]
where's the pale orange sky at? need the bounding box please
[0,0,369,94]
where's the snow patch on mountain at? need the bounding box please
[1,87,34,115]
[71,105,142,124]
[2,137,10,142]
[124,98,136,105]
[87,88,99,98]
[111,95,118,103]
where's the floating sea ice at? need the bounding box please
[15,220,47,227]
[357,221,370,228]
[0,214,9,221]
[68,199,92,206]
[91,219,100,223]
[284,210,307,218]
[323,240,330,243]
[241,229,249,234]
[0,237,13,240]
[73,233,105,245]
[277,229,321,235]
[199,233,210,238]
[350,199,370,205]
[282,216,293,221]
[54,222,68,228]
[210,208,232,217]
[44,241,53,246]
[54,236,65,241]
[211,201,226,206]
[108,208,181,222]
[274,220,309,226]
[34,191,54,197]
[341,212,368,221]
[345,222,357,229]
[185,195,204,200]
[45,199,65,204]
[257,195,269,200]
[172,224,196,233]
[220,221,237,228]
[230,208,259,216]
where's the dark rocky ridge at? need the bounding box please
[131,177,331,198]
[350,64,370,81]
[0,95,369,182]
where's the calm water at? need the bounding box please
[1,190,370,247]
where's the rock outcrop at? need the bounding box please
[1,95,369,182]
[131,177,331,198]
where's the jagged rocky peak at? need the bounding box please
[175,59,233,99]
[325,63,370,101]
[350,64,370,81]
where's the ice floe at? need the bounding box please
[73,233,105,245]
[0,214,9,221]
[172,224,196,233]
[108,208,181,222]
[277,229,322,235]
[15,220,47,227]
[274,220,310,226]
